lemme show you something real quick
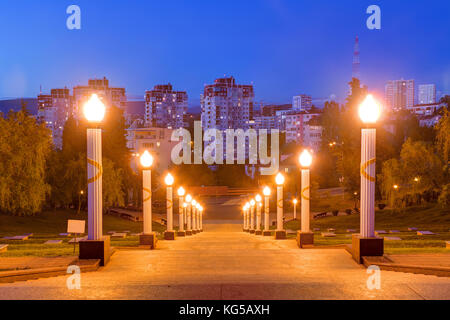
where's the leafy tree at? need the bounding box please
[436,108,450,164]
[0,110,52,215]
[103,158,125,208]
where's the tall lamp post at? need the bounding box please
[353,94,384,263]
[185,194,192,235]
[164,173,176,240]
[198,205,203,232]
[192,199,198,234]
[275,173,286,239]
[244,202,250,232]
[196,204,202,232]
[293,198,298,220]
[249,199,256,233]
[263,187,271,236]
[297,149,314,248]
[139,151,157,248]
[242,204,248,232]
[177,187,186,237]
[79,94,110,266]
[255,194,262,235]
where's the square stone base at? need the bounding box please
[274,230,287,240]
[263,230,272,236]
[249,229,255,234]
[139,233,157,249]
[79,236,110,266]
[243,229,249,232]
[164,231,176,240]
[177,231,186,237]
[297,231,314,248]
[352,234,384,264]
[186,230,192,236]
[192,230,198,234]
[255,230,262,235]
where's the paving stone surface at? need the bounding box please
[0,223,449,300]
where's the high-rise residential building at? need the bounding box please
[144,84,188,129]
[292,94,312,111]
[201,76,254,130]
[385,79,415,111]
[37,88,73,149]
[73,77,127,118]
[282,111,321,145]
[418,84,436,105]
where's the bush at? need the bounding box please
[345,209,352,215]
[378,203,386,210]
[332,210,339,216]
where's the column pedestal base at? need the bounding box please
[79,236,110,266]
[249,229,255,234]
[177,231,186,237]
[297,231,314,248]
[186,230,192,236]
[139,233,157,249]
[352,234,384,264]
[255,230,262,235]
[263,230,272,236]
[164,231,176,240]
[275,230,287,239]
[243,229,249,232]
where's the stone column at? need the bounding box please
[275,185,286,239]
[263,196,271,236]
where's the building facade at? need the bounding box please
[201,77,254,130]
[145,84,188,129]
[385,79,415,111]
[292,94,312,111]
[418,84,436,105]
[36,88,73,149]
[272,110,322,151]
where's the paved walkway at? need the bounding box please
[0,223,449,300]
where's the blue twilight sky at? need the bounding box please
[0,0,449,106]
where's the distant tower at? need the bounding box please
[352,36,360,80]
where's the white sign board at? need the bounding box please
[67,220,86,234]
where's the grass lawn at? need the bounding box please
[0,209,165,257]
[285,204,450,254]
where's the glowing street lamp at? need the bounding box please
[138,150,157,248]
[293,198,298,220]
[79,94,109,265]
[164,173,175,240]
[177,187,186,237]
[185,194,193,235]
[249,199,256,234]
[262,187,271,236]
[297,149,314,248]
[255,194,262,235]
[353,94,384,263]
[275,173,286,239]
